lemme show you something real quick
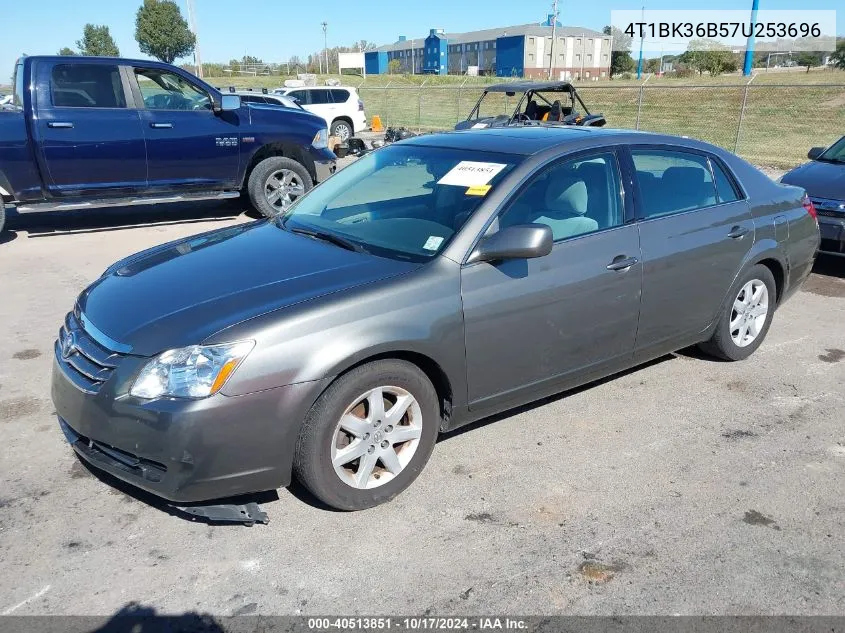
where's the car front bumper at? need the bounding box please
[310,146,337,183]
[818,214,845,255]
[51,349,329,503]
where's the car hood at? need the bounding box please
[781,160,845,201]
[78,221,418,356]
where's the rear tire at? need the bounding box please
[330,119,353,142]
[247,156,313,219]
[699,264,777,361]
[294,359,440,511]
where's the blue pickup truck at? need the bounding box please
[0,56,337,234]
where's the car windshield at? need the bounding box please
[278,145,520,262]
[474,89,577,122]
[818,137,845,163]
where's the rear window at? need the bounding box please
[330,89,350,103]
[632,149,716,219]
[51,64,126,108]
[309,89,332,105]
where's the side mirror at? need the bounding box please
[808,147,825,160]
[220,94,241,111]
[468,224,553,264]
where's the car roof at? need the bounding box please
[400,126,716,156]
[484,81,575,93]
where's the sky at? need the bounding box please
[1,0,842,77]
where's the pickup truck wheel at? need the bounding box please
[330,120,353,142]
[294,359,440,511]
[247,157,313,218]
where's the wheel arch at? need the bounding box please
[331,115,355,134]
[317,349,455,430]
[241,142,315,189]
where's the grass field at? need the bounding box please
[210,69,845,169]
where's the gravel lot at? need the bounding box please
[0,185,843,617]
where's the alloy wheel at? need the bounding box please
[334,123,352,141]
[730,279,769,347]
[331,386,423,489]
[264,169,305,211]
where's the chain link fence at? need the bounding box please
[357,81,845,168]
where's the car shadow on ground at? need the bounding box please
[812,253,845,279]
[2,199,258,242]
[88,602,225,631]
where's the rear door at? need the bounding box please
[34,61,146,196]
[131,66,240,190]
[461,149,642,412]
[628,146,753,356]
[303,89,336,127]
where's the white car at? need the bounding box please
[229,90,306,110]
[273,86,367,141]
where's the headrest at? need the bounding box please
[545,177,588,216]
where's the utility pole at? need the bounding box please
[636,5,645,79]
[186,0,202,78]
[743,0,759,76]
[322,22,329,75]
[547,0,559,80]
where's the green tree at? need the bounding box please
[795,52,821,72]
[76,24,120,56]
[57,47,78,56]
[387,59,402,74]
[135,0,195,64]
[603,26,635,78]
[831,40,845,69]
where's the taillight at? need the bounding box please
[802,194,818,222]
[358,99,364,112]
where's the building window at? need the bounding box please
[492,41,496,49]
[576,54,581,61]
[576,38,581,45]
[588,38,593,46]
[603,54,608,61]
[601,71,607,77]
[529,37,535,45]
[588,54,593,61]
[528,53,534,61]
[586,71,591,78]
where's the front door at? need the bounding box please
[628,147,755,356]
[35,61,146,196]
[461,150,642,412]
[132,66,240,191]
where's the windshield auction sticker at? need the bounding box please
[609,9,837,52]
[439,162,507,187]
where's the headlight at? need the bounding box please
[312,128,328,149]
[130,340,255,399]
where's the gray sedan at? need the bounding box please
[51,127,820,511]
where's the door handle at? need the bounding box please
[728,226,750,239]
[606,256,639,271]
[150,122,173,129]
[47,122,74,128]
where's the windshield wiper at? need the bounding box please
[817,156,845,164]
[288,226,367,253]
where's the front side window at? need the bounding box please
[13,59,25,107]
[632,149,717,219]
[286,90,308,105]
[817,136,845,164]
[51,64,126,108]
[499,152,623,241]
[134,68,211,111]
[279,145,520,262]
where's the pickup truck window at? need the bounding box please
[51,64,126,108]
[134,68,212,111]
[13,60,24,107]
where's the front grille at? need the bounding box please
[56,312,124,393]
[810,197,845,218]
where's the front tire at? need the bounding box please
[247,156,313,219]
[699,264,777,361]
[294,360,440,511]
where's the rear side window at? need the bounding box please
[309,89,332,105]
[711,159,741,203]
[51,64,126,108]
[632,149,716,219]
[330,89,350,103]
